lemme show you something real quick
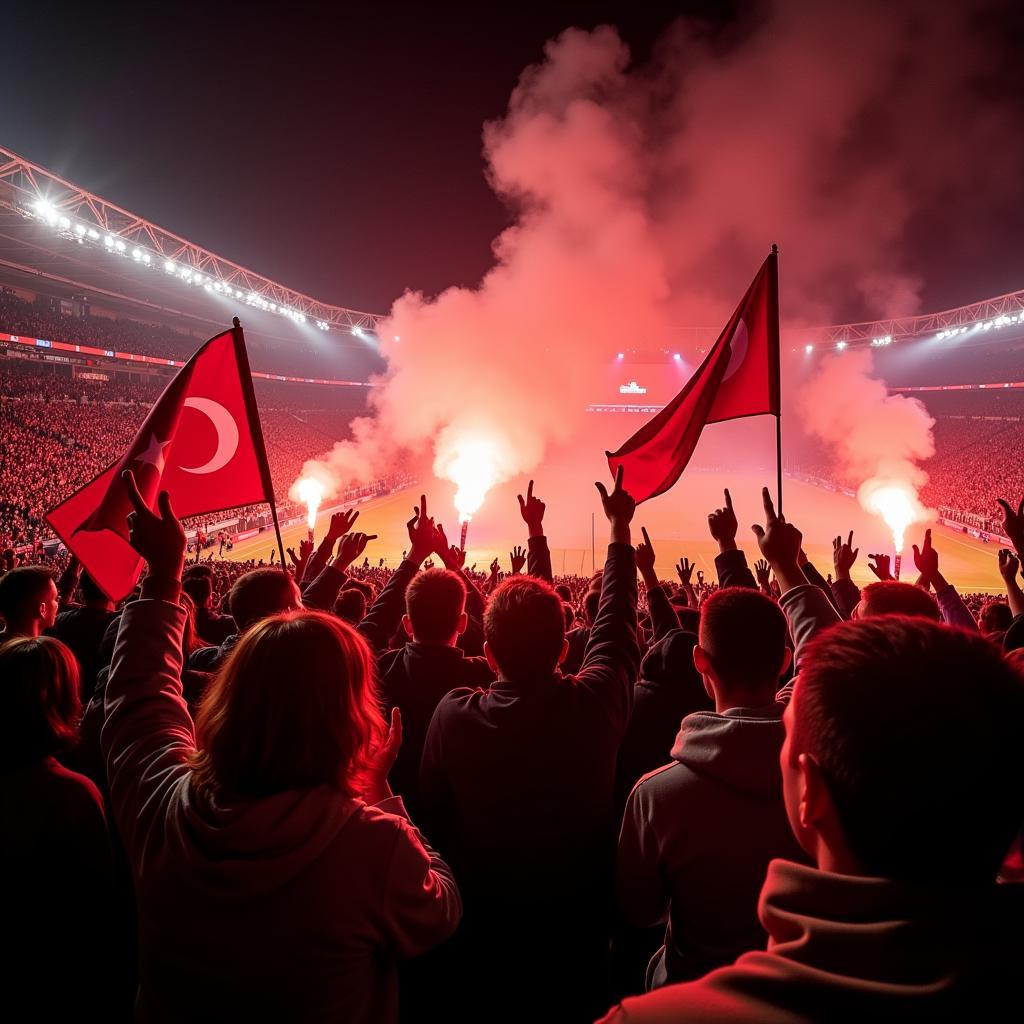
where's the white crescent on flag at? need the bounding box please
[180,397,239,474]
[723,318,748,381]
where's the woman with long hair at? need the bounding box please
[102,476,461,1023]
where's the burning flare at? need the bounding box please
[858,478,925,553]
[297,477,324,531]
[439,437,500,524]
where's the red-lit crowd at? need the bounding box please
[2,470,1022,1023]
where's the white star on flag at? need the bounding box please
[134,433,171,475]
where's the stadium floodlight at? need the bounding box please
[104,235,115,247]
[164,260,176,273]
[805,344,814,353]
[132,248,142,260]
[115,239,126,252]
[142,253,151,264]
[673,352,681,361]
[74,224,86,236]
[33,199,59,223]
[234,289,242,298]
[836,341,847,350]
[57,215,71,229]
[394,335,400,341]
[87,228,100,240]
[617,352,624,359]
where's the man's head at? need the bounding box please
[782,616,1024,884]
[583,588,601,628]
[484,575,567,681]
[182,573,214,610]
[228,569,301,633]
[78,572,112,608]
[979,600,1012,636]
[694,587,791,708]
[0,567,59,637]
[403,568,467,645]
[335,588,367,625]
[855,581,940,620]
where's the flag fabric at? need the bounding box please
[47,327,273,600]
[607,250,780,504]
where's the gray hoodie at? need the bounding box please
[616,703,807,987]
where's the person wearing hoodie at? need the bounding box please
[616,585,805,989]
[601,487,1024,1023]
[102,473,461,1024]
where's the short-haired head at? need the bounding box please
[484,576,567,682]
[856,581,940,621]
[228,569,301,632]
[334,588,367,625]
[404,568,467,645]
[979,600,1012,636]
[0,566,59,632]
[785,616,1024,884]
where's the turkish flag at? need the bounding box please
[47,327,273,600]
[607,250,780,504]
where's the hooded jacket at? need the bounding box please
[616,703,805,986]
[102,590,461,1024]
[602,859,1023,1022]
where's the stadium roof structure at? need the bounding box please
[0,145,384,346]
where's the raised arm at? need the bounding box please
[830,532,861,619]
[519,479,553,584]
[709,488,757,589]
[576,467,641,726]
[999,548,1024,619]
[913,529,978,632]
[101,472,194,868]
[636,527,679,641]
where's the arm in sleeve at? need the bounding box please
[357,558,419,653]
[935,583,979,632]
[831,577,861,620]
[454,569,485,657]
[299,536,335,587]
[616,783,670,929]
[417,701,458,855]
[378,801,462,957]
[302,564,346,611]
[802,560,842,615]
[577,543,641,729]
[714,548,757,590]
[101,586,195,868]
[646,583,681,643]
[527,534,553,584]
[779,583,842,672]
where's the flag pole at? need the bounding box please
[771,243,782,517]
[231,316,287,572]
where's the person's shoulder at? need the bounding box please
[433,685,488,722]
[39,759,106,821]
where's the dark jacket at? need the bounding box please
[49,604,118,700]
[377,642,493,818]
[617,703,806,987]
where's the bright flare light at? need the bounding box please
[860,480,919,553]
[297,477,324,530]
[443,438,500,523]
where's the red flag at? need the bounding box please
[47,327,273,600]
[607,250,780,504]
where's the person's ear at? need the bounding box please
[402,613,413,639]
[483,641,500,675]
[778,645,793,680]
[693,645,715,700]
[556,637,569,666]
[797,752,831,831]
[456,610,469,636]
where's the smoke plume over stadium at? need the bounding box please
[298,0,1023,510]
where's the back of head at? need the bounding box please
[0,566,54,625]
[191,610,384,798]
[699,586,789,696]
[792,616,1024,883]
[182,574,213,610]
[677,607,701,634]
[980,600,1012,636]
[79,572,109,605]
[859,581,940,621]
[406,568,466,644]
[228,569,300,632]
[485,575,565,681]
[0,635,81,768]
[334,588,367,625]
[583,588,601,627]
[555,584,572,603]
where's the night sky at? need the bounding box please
[3,2,1021,319]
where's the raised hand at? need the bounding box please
[708,488,738,552]
[751,486,805,594]
[333,531,379,570]
[121,469,186,579]
[696,570,705,587]
[998,547,1020,585]
[595,465,636,544]
[911,528,940,588]
[510,545,526,575]
[363,707,402,806]
[635,527,656,579]
[327,508,359,541]
[518,479,546,538]
[754,558,771,589]
[832,531,858,580]
[867,553,892,581]
[676,557,694,586]
[996,496,1024,555]
[407,494,438,564]
[489,557,500,578]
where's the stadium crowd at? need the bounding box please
[2,467,1022,1023]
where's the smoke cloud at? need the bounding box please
[297,0,1021,509]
